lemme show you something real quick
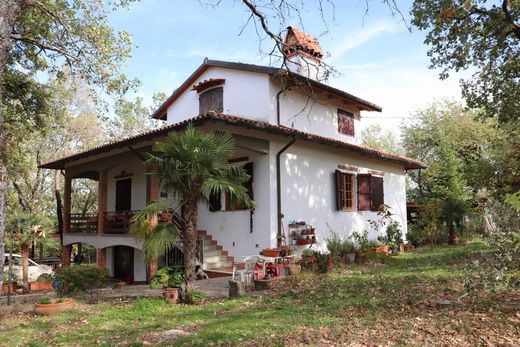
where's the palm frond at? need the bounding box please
[142,224,180,262]
[130,200,169,240]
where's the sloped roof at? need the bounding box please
[152,59,382,120]
[40,112,425,170]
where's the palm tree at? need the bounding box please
[131,125,254,296]
[10,212,47,293]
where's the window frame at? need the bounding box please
[335,170,356,212]
[199,86,224,115]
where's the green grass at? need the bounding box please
[2,241,518,346]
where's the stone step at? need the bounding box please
[203,261,233,269]
[203,255,229,263]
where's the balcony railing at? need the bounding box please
[68,211,184,235]
[70,213,98,233]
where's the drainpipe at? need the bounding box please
[276,138,296,247]
[276,83,295,247]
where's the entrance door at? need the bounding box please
[113,246,134,283]
[115,178,132,211]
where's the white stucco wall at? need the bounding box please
[196,150,273,261]
[133,249,147,282]
[166,67,270,124]
[106,158,147,212]
[272,140,408,254]
[268,80,362,144]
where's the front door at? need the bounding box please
[113,246,134,283]
[115,178,132,211]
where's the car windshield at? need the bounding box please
[4,256,22,266]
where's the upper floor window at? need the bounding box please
[199,87,223,115]
[338,109,355,136]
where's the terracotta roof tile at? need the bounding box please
[192,78,225,93]
[283,26,324,58]
[39,112,425,170]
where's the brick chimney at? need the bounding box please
[283,26,324,80]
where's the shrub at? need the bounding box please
[39,295,51,304]
[150,267,183,289]
[326,231,342,263]
[385,221,404,251]
[340,240,357,255]
[55,264,109,296]
[406,224,427,247]
[188,290,207,304]
[314,252,329,274]
[351,230,369,253]
[37,273,52,282]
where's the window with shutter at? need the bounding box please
[370,176,384,211]
[357,174,371,211]
[335,170,355,211]
[199,87,223,115]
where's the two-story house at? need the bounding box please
[40,27,424,282]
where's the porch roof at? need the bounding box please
[39,112,426,170]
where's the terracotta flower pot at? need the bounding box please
[403,245,414,252]
[164,287,180,304]
[30,281,53,292]
[34,298,74,316]
[1,283,16,295]
[345,253,356,264]
[326,257,334,270]
[115,282,126,290]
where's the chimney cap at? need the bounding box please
[283,26,324,59]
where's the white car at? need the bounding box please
[3,254,54,284]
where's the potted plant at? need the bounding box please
[326,231,342,265]
[30,273,53,292]
[299,249,315,270]
[1,272,17,295]
[341,240,357,264]
[34,295,74,316]
[150,267,183,304]
[314,252,330,274]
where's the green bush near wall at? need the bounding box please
[55,264,109,296]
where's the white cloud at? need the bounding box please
[329,22,402,61]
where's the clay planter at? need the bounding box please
[164,287,180,304]
[29,281,53,292]
[369,245,390,254]
[34,298,74,316]
[262,248,282,257]
[402,245,414,252]
[115,281,126,290]
[286,264,301,276]
[345,253,356,264]
[1,283,16,295]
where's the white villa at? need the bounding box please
[41,28,424,283]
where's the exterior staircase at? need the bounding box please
[197,230,235,277]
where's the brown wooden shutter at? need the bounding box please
[209,193,221,212]
[335,170,342,210]
[244,162,254,201]
[199,87,223,115]
[370,176,384,211]
[357,174,371,211]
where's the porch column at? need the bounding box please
[97,248,106,267]
[98,170,107,235]
[63,174,72,234]
[61,245,71,267]
[147,166,159,280]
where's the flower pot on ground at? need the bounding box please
[34,297,74,316]
[345,253,356,264]
[326,256,334,270]
[403,245,414,252]
[1,283,16,295]
[164,287,180,304]
[30,273,53,292]
[187,290,207,305]
[115,281,126,290]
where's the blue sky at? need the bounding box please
[109,0,463,133]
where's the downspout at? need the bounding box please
[276,83,295,247]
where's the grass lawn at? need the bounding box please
[1,241,519,346]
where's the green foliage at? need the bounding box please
[39,295,52,305]
[37,273,52,282]
[361,124,402,154]
[2,271,16,283]
[314,252,329,274]
[411,1,520,123]
[55,265,109,296]
[378,221,403,251]
[188,290,207,303]
[340,240,357,254]
[149,267,184,289]
[350,230,369,253]
[326,230,343,261]
[301,249,314,258]
[406,224,428,247]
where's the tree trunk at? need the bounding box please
[448,220,456,245]
[21,243,30,293]
[181,198,198,300]
[0,0,27,289]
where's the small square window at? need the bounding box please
[338,109,355,136]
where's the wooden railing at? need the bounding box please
[104,211,137,234]
[68,210,184,235]
[70,213,98,233]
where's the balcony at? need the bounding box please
[69,211,137,235]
